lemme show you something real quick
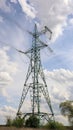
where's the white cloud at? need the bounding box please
[0,105,17,123]
[0,0,73,41]
[0,0,11,12]
[0,72,13,84]
[0,104,17,124]
[30,0,73,41]
[0,47,18,100]
[0,0,72,41]
[44,68,73,103]
[18,0,36,19]
[0,47,18,76]
[1,105,16,114]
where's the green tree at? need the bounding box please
[59,100,73,126]
[25,115,40,128]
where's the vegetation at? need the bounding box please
[6,116,13,126]
[6,116,24,128]
[6,100,73,129]
[12,117,24,127]
[59,100,73,126]
[43,121,66,130]
[25,115,40,128]
[6,115,39,128]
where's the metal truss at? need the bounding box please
[17,24,54,122]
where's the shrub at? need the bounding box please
[6,116,24,128]
[12,117,24,127]
[44,121,66,130]
[25,115,40,128]
[6,117,12,126]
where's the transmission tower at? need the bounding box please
[17,24,54,122]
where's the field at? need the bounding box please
[0,127,47,130]
[0,127,72,130]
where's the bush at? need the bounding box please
[6,117,13,126]
[44,121,66,130]
[6,116,24,128]
[12,117,24,127]
[25,115,40,128]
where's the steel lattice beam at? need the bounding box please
[17,24,54,122]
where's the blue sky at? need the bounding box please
[0,0,73,125]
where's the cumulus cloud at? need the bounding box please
[0,47,18,99]
[0,105,17,123]
[44,68,73,103]
[0,47,18,75]
[0,105,17,124]
[0,0,73,41]
[1,105,16,115]
[18,0,36,19]
[0,72,13,85]
[30,0,73,41]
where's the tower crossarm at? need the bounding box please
[38,39,53,53]
[17,49,31,58]
[37,26,52,40]
[28,26,52,40]
[38,39,48,47]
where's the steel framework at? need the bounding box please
[17,24,54,122]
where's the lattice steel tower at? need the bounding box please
[17,24,54,122]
